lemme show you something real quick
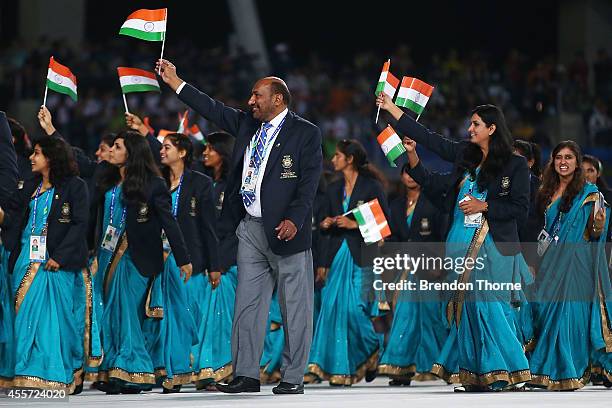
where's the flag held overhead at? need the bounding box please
[117,67,161,93]
[46,56,77,101]
[119,8,167,41]
[395,76,434,115]
[375,60,400,99]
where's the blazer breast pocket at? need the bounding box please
[279,154,298,180]
[58,202,72,223]
[136,203,149,223]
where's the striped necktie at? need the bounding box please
[242,122,272,208]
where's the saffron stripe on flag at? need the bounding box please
[117,67,157,79]
[125,8,167,22]
[49,58,76,84]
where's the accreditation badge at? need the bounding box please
[241,166,258,194]
[29,235,47,262]
[161,230,171,252]
[101,225,120,252]
[536,229,554,257]
[459,196,482,228]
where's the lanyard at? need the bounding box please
[31,183,51,234]
[109,186,127,228]
[544,208,563,237]
[248,116,287,166]
[172,173,184,218]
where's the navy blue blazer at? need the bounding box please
[170,169,219,273]
[89,176,190,277]
[398,114,530,256]
[320,175,389,267]
[388,194,442,243]
[0,112,18,207]
[2,176,89,273]
[213,178,239,270]
[178,83,323,264]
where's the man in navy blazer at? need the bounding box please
[157,59,322,395]
[0,112,18,207]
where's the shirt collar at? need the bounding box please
[266,108,289,129]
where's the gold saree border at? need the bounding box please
[11,367,83,394]
[194,363,233,382]
[377,363,416,377]
[446,221,489,326]
[89,367,156,384]
[153,367,194,389]
[82,268,103,368]
[432,363,531,386]
[306,350,379,385]
[145,275,164,318]
[14,262,41,314]
[103,233,128,297]
[529,367,590,391]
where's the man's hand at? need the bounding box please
[320,217,335,230]
[38,106,56,136]
[44,258,60,271]
[125,113,149,136]
[208,271,221,289]
[155,59,184,92]
[180,263,193,283]
[276,219,297,241]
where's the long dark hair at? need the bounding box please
[336,139,386,186]
[161,133,193,186]
[35,137,79,186]
[536,140,585,215]
[513,139,542,178]
[471,105,514,190]
[8,117,31,158]
[458,142,484,183]
[582,154,610,192]
[98,131,161,204]
[205,131,234,181]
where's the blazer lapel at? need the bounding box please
[48,182,65,222]
[263,112,295,180]
[178,170,194,215]
[346,174,364,213]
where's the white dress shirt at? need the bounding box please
[241,108,289,217]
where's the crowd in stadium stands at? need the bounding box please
[1,39,611,161]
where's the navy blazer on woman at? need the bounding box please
[1,176,89,273]
[388,194,442,243]
[0,112,18,207]
[171,169,219,274]
[397,114,530,256]
[177,84,322,266]
[320,175,389,267]
[213,178,239,270]
[89,176,190,277]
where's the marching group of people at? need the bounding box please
[0,57,610,397]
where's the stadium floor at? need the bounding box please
[2,378,610,407]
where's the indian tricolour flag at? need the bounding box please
[395,76,434,115]
[119,9,167,41]
[351,199,391,244]
[46,56,77,101]
[374,60,399,98]
[117,67,160,93]
[189,124,205,142]
[377,125,405,167]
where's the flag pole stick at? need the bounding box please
[122,93,129,114]
[416,113,421,122]
[158,8,167,75]
[375,58,390,124]
[43,85,48,107]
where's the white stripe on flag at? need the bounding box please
[47,68,77,94]
[378,71,388,82]
[119,75,160,88]
[383,82,396,98]
[380,133,402,156]
[405,88,430,107]
[121,18,167,33]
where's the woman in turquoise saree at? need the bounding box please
[0,246,14,387]
[88,132,192,394]
[192,132,237,390]
[307,139,389,385]
[0,137,89,393]
[378,94,533,391]
[528,141,612,390]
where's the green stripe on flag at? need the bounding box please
[121,84,161,93]
[404,99,425,115]
[375,82,385,96]
[385,144,405,167]
[47,80,77,101]
[119,27,164,42]
[352,209,366,226]
[395,97,408,108]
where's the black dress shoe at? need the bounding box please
[216,376,260,393]
[272,382,304,394]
